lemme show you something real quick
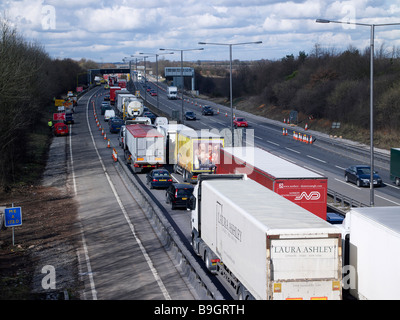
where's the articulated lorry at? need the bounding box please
[338,206,400,300]
[122,124,165,173]
[189,174,342,300]
[167,86,178,99]
[390,148,400,186]
[217,147,328,220]
[126,98,144,120]
[116,92,135,116]
[157,124,194,164]
[174,130,224,183]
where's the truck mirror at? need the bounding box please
[188,195,196,210]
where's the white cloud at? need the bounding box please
[0,0,399,62]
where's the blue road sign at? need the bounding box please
[5,207,22,227]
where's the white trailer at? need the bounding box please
[167,86,178,99]
[340,206,400,300]
[126,99,144,119]
[190,174,342,300]
[123,124,165,173]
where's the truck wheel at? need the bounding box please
[396,178,400,186]
[205,251,217,274]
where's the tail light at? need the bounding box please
[175,190,178,198]
[168,179,172,182]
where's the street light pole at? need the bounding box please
[198,41,262,147]
[139,52,174,110]
[159,48,204,124]
[316,19,400,206]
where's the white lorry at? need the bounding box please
[189,174,343,300]
[167,86,178,99]
[339,206,400,300]
[122,124,165,173]
[126,99,144,119]
[157,124,194,165]
[116,93,135,117]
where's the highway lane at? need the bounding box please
[92,88,236,299]
[137,78,400,207]
[70,87,199,300]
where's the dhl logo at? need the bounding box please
[294,191,321,201]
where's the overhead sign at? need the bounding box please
[53,113,66,121]
[4,207,22,227]
[165,67,194,77]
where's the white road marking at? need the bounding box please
[307,155,327,163]
[285,147,301,154]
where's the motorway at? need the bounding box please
[138,77,400,208]
[70,78,399,300]
[70,89,204,300]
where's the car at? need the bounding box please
[64,113,74,125]
[150,90,157,96]
[165,183,195,209]
[201,105,214,116]
[53,122,69,136]
[146,86,152,92]
[104,109,115,121]
[344,165,383,187]
[109,118,124,133]
[104,95,110,101]
[146,169,173,189]
[233,117,248,127]
[185,111,196,120]
[101,103,112,115]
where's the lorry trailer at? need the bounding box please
[175,130,224,183]
[190,174,342,300]
[339,206,400,300]
[217,147,328,220]
[390,148,400,186]
[167,86,178,99]
[123,124,165,173]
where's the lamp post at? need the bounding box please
[139,52,174,110]
[316,19,400,206]
[159,47,204,124]
[198,41,262,147]
[132,54,149,104]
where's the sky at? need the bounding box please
[1,0,400,63]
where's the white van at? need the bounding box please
[104,109,115,121]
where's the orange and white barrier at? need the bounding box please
[112,148,118,161]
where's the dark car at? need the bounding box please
[64,113,74,125]
[344,165,383,187]
[104,95,110,101]
[185,111,196,120]
[109,118,124,133]
[146,169,173,189]
[201,105,214,116]
[101,102,111,115]
[165,183,195,209]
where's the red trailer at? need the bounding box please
[109,86,121,105]
[217,147,328,220]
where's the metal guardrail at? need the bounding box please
[327,188,369,216]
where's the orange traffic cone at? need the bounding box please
[107,139,111,148]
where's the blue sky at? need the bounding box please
[2,0,400,63]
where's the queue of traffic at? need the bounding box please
[93,75,400,300]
